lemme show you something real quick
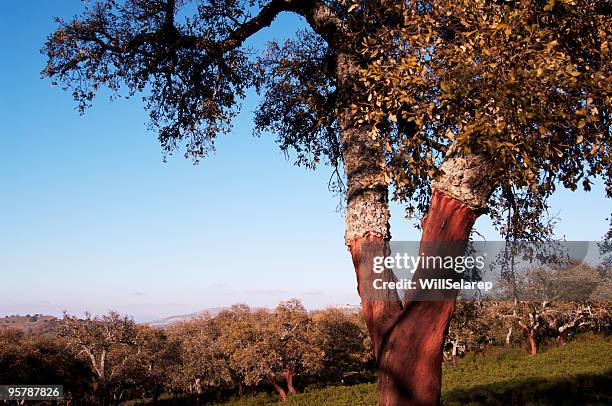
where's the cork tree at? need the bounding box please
[356,0,609,402]
[42,0,610,405]
[60,311,139,406]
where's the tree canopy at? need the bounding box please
[358,0,610,238]
[41,0,380,168]
[43,0,610,239]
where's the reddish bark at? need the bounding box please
[528,332,538,356]
[349,234,403,358]
[350,189,479,405]
[284,369,297,394]
[421,190,479,242]
[272,380,287,402]
[519,321,539,356]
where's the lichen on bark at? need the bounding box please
[340,121,390,245]
[431,145,501,211]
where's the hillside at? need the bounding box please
[0,314,59,334]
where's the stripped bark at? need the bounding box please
[284,369,297,395]
[344,142,500,405]
[272,380,288,402]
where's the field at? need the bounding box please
[201,334,612,406]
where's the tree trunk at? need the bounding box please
[375,189,480,406]
[337,50,400,365]
[505,326,513,346]
[557,331,566,346]
[336,45,499,404]
[348,190,484,405]
[284,369,297,394]
[272,380,288,402]
[528,331,537,356]
[344,142,498,404]
[100,383,109,406]
[451,340,458,366]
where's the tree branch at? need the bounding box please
[124,0,345,57]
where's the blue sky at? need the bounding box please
[1,1,609,321]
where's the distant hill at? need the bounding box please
[0,314,60,334]
[147,304,361,328]
[1,304,362,331]
[328,304,361,314]
[147,307,228,328]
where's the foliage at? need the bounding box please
[40,0,381,170]
[61,311,140,404]
[42,0,257,161]
[166,316,232,395]
[311,308,373,381]
[0,328,93,402]
[359,0,611,237]
[443,298,611,358]
[445,301,493,361]
[2,301,611,404]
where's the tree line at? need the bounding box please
[1,298,610,405]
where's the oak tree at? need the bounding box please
[356,0,609,402]
[43,0,610,404]
[61,311,139,406]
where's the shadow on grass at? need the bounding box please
[443,369,612,406]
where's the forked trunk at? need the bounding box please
[344,139,497,404]
[349,190,479,405]
[337,49,499,405]
[284,369,297,394]
[375,190,479,405]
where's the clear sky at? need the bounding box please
[1,1,609,321]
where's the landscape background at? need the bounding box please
[1,1,610,323]
[1,1,611,405]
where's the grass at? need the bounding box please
[441,334,612,405]
[132,334,612,405]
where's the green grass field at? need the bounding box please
[209,334,612,406]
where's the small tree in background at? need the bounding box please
[166,316,232,403]
[312,307,372,383]
[444,302,492,364]
[133,325,180,403]
[272,299,323,394]
[61,311,139,406]
[217,307,291,400]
